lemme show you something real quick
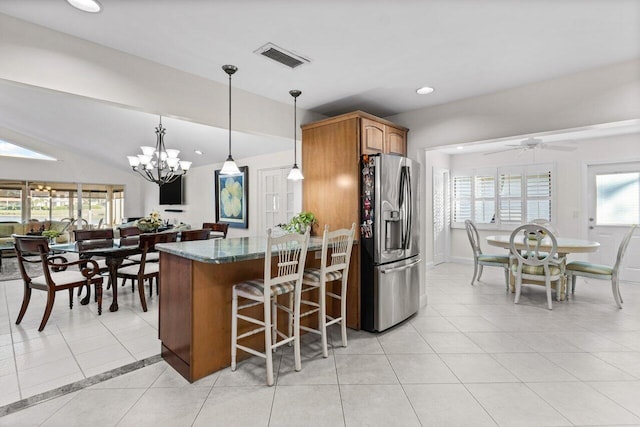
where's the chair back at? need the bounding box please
[613,224,638,275]
[203,222,229,238]
[464,219,482,257]
[136,232,178,266]
[119,226,141,237]
[74,228,114,250]
[13,235,50,283]
[319,223,356,276]
[509,224,557,267]
[180,229,211,242]
[264,227,310,288]
[530,218,559,236]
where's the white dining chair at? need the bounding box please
[230,227,310,386]
[299,223,356,358]
[465,219,510,289]
[509,224,565,310]
[566,224,637,309]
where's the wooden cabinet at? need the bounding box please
[301,111,408,330]
[361,116,407,156]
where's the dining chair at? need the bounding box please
[566,224,637,309]
[117,232,178,312]
[464,219,510,289]
[14,235,103,331]
[230,227,310,386]
[180,229,212,242]
[202,222,229,239]
[531,218,560,236]
[74,228,116,294]
[118,226,141,247]
[299,223,356,358]
[509,224,564,310]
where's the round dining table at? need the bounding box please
[485,235,600,299]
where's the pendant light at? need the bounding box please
[287,89,304,181]
[220,64,241,175]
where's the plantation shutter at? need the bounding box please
[452,175,472,223]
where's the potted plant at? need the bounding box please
[42,229,61,245]
[279,211,317,234]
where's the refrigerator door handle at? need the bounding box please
[405,166,413,250]
[399,166,408,250]
[380,258,422,274]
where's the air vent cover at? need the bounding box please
[254,43,310,69]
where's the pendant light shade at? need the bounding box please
[287,89,303,181]
[221,64,241,176]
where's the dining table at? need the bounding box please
[51,241,140,312]
[486,234,600,298]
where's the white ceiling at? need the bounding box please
[0,0,639,167]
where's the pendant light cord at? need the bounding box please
[293,96,297,164]
[228,73,232,159]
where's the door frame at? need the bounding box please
[432,167,450,265]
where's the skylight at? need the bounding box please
[0,139,57,161]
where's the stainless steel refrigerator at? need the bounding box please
[361,153,421,332]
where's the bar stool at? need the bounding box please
[231,227,310,386]
[299,223,356,358]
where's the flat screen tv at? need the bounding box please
[159,176,183,205]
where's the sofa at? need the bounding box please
[0,220,72,245]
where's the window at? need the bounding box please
[596,172,640,225]
[452,163,554,228]
[258,167,300,231]
[0,188,22,222]
[82,190,107,226]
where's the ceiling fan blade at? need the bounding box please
[543,145,576,152]
[483,148,522,156]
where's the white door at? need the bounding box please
[587,162,640,282]
[433,168,449,265]
[257,167,300,232]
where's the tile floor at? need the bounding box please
[0,274,160,406]
[2,263,640,426]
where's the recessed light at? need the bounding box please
[416,86,434,95]
[457,146,464,150]
[194,150,203,155]
[66,0,102,13]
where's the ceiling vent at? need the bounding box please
[254,43,310,69]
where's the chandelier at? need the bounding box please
[126,116,192,186]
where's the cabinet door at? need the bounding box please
[361,118,385,154]
[385,126,407,155]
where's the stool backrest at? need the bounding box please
[265,227,310,288]
[320,223,356,276]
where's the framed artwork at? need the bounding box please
[214,166,249,228]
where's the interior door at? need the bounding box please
[433,168,448,265]
[587,162,640,282]
[258,167,299,232]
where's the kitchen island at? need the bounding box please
[156,236,325,382]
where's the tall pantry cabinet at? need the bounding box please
[301,111,408,329]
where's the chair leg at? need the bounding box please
[340,278,348,348]
[319,281,328,358]
[514,273,522,304]
[16,286,32,325]
[137,276,148,312]
[149,278,153,298]
[571,275,577,294]
[39,289,56,332]
[264,297,274,386]
[96,281,103,315]
[545,277,553,310]
[271,297,277,350]
[470,262,478,286]
[612,277,623,309]
[503,267,510,292]
[68,288,74,309]
[293,290,301,372]
[477,265,484,282]
[231,289,238,371]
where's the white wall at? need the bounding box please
[0,126,145,218]
[142,149,302,238]
[388,60,640,271]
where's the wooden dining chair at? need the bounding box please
[509,224,565,310]
[202,222,229,239]
[74,228,116,293]
[464,219,510,289]
[117,232,178,311]
[231,227,310,386]
[566,224,637,309]
[180,229,212,242]
[14,235,103,331]
[118,226,141,247]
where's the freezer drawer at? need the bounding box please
[374,257,421,332]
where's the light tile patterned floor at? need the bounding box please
[2,263,640,426]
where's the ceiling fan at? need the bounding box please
[484,137,577,156]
